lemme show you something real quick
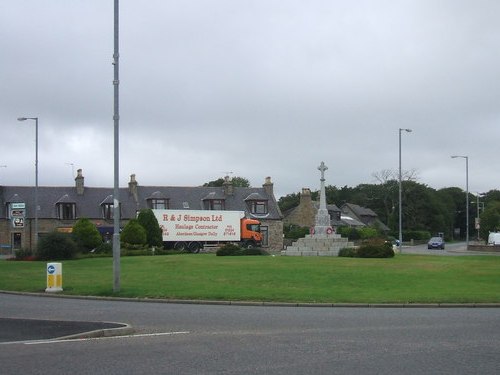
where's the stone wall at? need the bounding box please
[262,219,283,253]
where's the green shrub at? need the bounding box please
[121,219,147,247]
[137,209,163,247]
[72,218,103,253]
[241,247,264,256]
[14,248,34,260]
[284,225,310,240]
[37,231,78,260]
[216,244,265,256]
[338,240,394,258]
[338,247,358,257]
[216,243,242,256]
[357,239,394,258]
[94,242,112,254]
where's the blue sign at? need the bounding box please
[47,265,56,274]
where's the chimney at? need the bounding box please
[129,174,138,202]
[75,169,84,195]
[263,176,274,196]
[223,175,233,196]
[300,188,312,205]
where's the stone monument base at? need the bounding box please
[282,234,354,257]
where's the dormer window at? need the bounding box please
[202,191,225,210]
[208,199,225,210]
[245,193,268,215]
[146,191,169,209]
[55,194,76,220]
[101,195,118,220]
[149,199,168,209]
[57,203,76,220]
[249,200,268,214]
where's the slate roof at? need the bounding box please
[0,184,282,220]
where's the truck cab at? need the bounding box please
[241,218,262,248]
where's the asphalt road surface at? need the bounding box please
[1,293,499,375]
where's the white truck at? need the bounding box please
[152,209,262,253]
[487,232,500,245]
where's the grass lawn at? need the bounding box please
[1,254,499,304]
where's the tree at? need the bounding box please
[121,219,147,247]
[278,192,300,212]
[203,176,250,187]
[479,201,500,240]
[137,209,163,247]
[72,218,102,253]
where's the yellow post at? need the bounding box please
[45,263,63,292]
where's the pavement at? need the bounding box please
[0,317,133,343]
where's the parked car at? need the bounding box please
[427,237,445,249]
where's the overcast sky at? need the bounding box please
[1,1,499,198]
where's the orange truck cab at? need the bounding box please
[240,218,262,248]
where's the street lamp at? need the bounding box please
[451,155,469,249]
[398,128,412,253]
[17,116,39,250]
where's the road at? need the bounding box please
[1,293,499,374]
[400,241,500,256]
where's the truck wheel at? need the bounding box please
[188,242,201,254]
[174,242,187,252]
[243,241,256,249]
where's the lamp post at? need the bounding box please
[112,0,121,293]
[17,117,39,250]
[451,155,469,249]
[398,128,412,253]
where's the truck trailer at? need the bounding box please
[152,209,262,253]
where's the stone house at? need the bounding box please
[340,203,390,231]
[0,171,283,254]
[282,187,386,231]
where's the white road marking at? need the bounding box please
[4,331,190,346]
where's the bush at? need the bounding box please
[357,239,394,258]
[137,209,163,247]
[338,240,394,259]
[14,248,34,261]
[94,242,112,254]
[37,231,78,260]
[284,225,310,240]
[216,243,242,256]
[338,247,358,257]
[72,218,103,253]
[241,248,264,256]
[121,219,147,248]
[216,243,265,256]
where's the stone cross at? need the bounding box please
[313,161,333,237]
[318,161,328,182]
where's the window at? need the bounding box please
[57,203,76,220]
[260,226,269,247]
[249,200,268,214]
[149,199,168,209]
[208,199,225,210]
[102,204,114,220]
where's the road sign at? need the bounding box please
[11,209,25,217]
[46,263,63,292]
[12,218,24,228]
